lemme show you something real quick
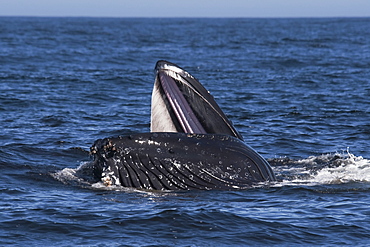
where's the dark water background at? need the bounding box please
[1,17,370,246]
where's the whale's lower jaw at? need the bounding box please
[91,132,276,190]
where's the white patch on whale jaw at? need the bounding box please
[150,80,177,133]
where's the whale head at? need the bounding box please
[90,60,276,190]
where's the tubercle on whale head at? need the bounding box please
[90,139,116,158]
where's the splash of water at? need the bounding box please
[271,151,370,187]
[51,162,95,188]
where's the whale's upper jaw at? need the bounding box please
[150,60,244,140]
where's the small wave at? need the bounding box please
[52,162,149,192]
[271,151,370,187]
[51,161,96,188]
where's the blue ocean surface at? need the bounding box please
[1,17,370,246]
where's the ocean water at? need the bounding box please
[1,17,370,246]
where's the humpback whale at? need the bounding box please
[90,61,275,190]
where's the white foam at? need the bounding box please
[276,152,370,186]
[52,162,153,192]
[51,162,92,187]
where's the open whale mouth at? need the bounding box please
[151,60,243,140]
